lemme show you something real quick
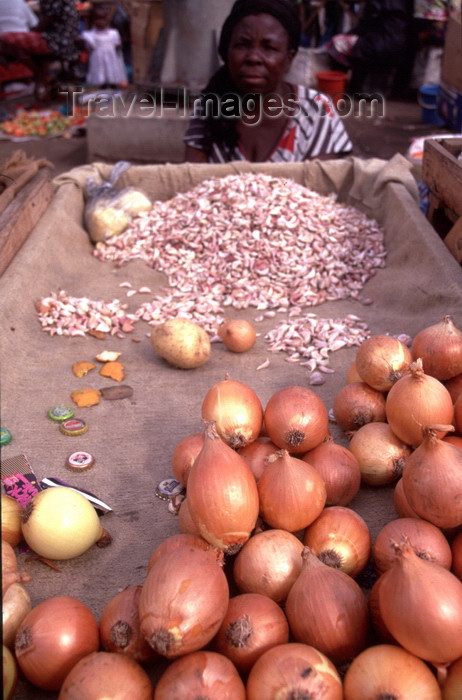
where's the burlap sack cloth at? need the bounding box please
[2,155,461,698]
[0,150,52,214]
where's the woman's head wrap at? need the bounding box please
[218,0,301,61]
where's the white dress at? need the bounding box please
[82,27,128,86]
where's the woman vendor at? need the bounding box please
[183,0,353,163]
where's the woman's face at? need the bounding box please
[227,13,295,95]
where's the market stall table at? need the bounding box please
[1,155,461,698]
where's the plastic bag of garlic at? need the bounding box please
[1,155,461,699]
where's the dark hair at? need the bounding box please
[218,0,301,62]
[199,0,300,154]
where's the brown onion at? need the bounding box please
[99,586,157,663]
[285,547,369,665]
[355,334,412,391]
[302,506,371,578]
[1,495,23,546]
[263,385,329,453]
[2,540,30,596]
[154,650,246,699]
[218,318,257,353]
[213,593,289,674]
[171,432,204,485]
[373,517,452,575]
[15,595,100,691]
[452,531,462,580]
[348,421,412,486]
[187,421,259,553]
[177,497,201,536]
[446,372,462,403]
[402,424,462,529]
[346,361,362,383]
[302,436,361,506]
[393,477,420,518]
[2,583,32,648]
[233,528,304,603]
[139,545,229,658]
[378,539,462,666]
[57,651,153,700]
[237,437,279,481]
[246,643,343,700]
[343,644,442,700]
[385,358,454,447]
[444,434,462,450]
[411,315,462,381]
[442,656,462,700]
[455,393,462,434]
[368,576,396,643]
[201,376,263,448]
[257,449,326,532]
[333,381,386,432]
[147,533,211,571]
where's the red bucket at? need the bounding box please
[316,71,348,106]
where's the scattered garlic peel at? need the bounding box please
[95,350,121,362]
[99,361,124,382]
[72,361,96,378]
[70,387,102,407]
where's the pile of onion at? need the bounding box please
[355,334,413,391]
[333,381,386,432]
[301,437,361,506]
[264,385,329,453]
[411,315,462,381]
[154,650,246,699]
[348,421,412,486]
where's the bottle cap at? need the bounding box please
[65,451,95,471]
[59,418,88,436]
[48,406,74,422]
[155,478,185,502]
[0,427,12,445]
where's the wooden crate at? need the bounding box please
[422,136,462,263]
[0,168,53,277]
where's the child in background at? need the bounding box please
[82,7,128,88]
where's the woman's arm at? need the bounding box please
[184,145,208,163]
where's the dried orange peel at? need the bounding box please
[70,387,101,407]
[72,361,96,378]
[99,361,124,382]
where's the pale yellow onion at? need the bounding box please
[411,315,462,381]
[385,358,454,447]
[378,539,462,666]
[373,517,452,575]
[348,421,412,486]
[21,487,108,560]
[3,645,17,700]
[302,506,371,578]
[343,644,442,700]
[355,334,413,391]
[1,495,23,546]
[233,528,304,603]
[2,583,32,648]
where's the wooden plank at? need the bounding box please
[422,138,462,217]
[0,168,53,277]
[443,216,462,264]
